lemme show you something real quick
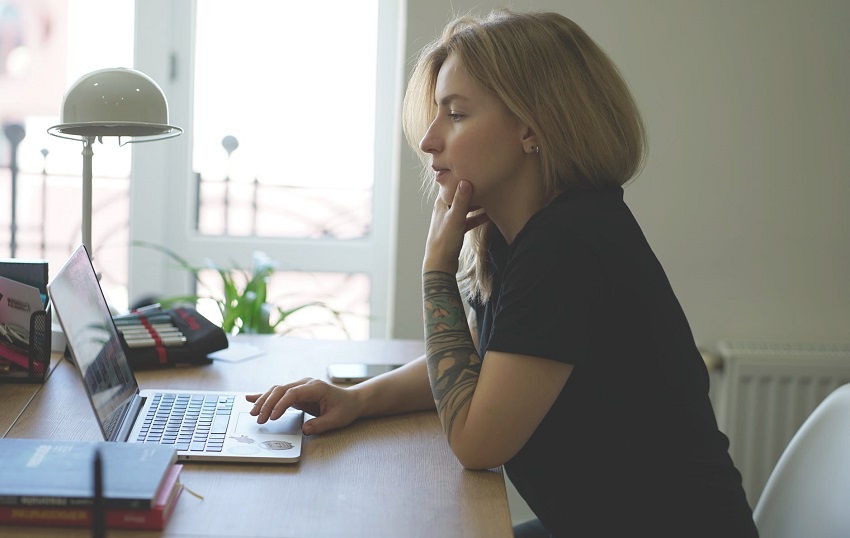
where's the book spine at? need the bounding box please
[0,496,154,510]
[0,505,169,531]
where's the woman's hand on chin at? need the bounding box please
[423,181,489,274]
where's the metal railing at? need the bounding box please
[2,130,372,339]
[193,136,372,239]
[3,131,372,257]
[1,121,130,290]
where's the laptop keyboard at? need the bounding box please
[137,393,235,452]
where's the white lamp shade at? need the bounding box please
[46,67,182,256]
[48,67,182,142]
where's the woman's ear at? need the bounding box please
[521,126,539,154]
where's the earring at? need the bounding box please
[531,145,539,155]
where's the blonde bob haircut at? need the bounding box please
[403,9,647,301]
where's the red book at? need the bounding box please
[0,464,183,531]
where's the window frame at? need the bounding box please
[128,0,403,338]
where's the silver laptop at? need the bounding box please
[48,244,303,463]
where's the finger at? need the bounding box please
[301,414,341,436]
[248,388,275,415]
[254,386,287,423]
[448,180,472,217]
[266,381,325,422]
[302,416,322,436]
[431,195,450,220]
[300,403,349,436]
[251,378,311,421]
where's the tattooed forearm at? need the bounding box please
[423,271,482,439]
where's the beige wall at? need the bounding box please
[391,0,850,351]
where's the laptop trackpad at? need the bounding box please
[235,411,302,436]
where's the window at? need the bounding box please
[1,0,402,339]
[0,0,134,308]
[130,0,401,339]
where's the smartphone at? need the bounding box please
[327,363,402,384]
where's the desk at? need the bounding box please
[1,353,62,437]
[1,336,512,537]
[1,383,41,437]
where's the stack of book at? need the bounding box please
[0,438,184,531]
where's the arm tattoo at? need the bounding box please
[423,271,482,439]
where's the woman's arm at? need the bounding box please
[424,272,572,470]
[351,355,435,417]
[248,356,435,435]
[423,181,572,470]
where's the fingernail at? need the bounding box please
[459,181,470,193]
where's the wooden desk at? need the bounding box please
[0,383,41,437]
[1,354,61,437]
[1,336,512,537]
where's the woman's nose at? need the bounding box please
[419,120,440,154]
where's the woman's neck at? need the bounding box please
[486,180,552,244]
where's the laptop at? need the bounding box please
[47,244,303,463]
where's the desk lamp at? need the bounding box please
[48,67,182,257]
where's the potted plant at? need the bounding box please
[132,241,349,336]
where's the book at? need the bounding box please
[0,438,177,509]
[0,464,183,530]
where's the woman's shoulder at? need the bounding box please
[519,185,627,242]
[549,185,625,217]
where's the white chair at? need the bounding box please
[753,383,850,537]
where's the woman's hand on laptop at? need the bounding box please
[247,379,359,436]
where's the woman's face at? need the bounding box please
[419,53,529,209]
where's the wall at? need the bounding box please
[391,0,850,352]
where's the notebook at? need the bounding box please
[47,245,303,464]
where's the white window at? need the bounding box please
[1,0,400,339]
[129,0,403,338]
[0,0,134,305]
[0,0,402,338]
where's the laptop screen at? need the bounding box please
[48,245,139,441]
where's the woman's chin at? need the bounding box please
[437,186,455,205]
[437,182,480,210]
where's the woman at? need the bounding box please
[249,9,758,537]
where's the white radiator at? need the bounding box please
[714,339,850,508]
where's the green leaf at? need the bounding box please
[131,242,358,337]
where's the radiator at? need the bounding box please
[714,339,850,508]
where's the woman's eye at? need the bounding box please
[448,112,463,122]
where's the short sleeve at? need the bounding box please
[484,228,601,367]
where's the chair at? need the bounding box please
[753,382,850,537]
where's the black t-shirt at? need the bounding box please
[473,187,757,537]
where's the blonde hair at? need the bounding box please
[403,9,647,301]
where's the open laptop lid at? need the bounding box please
[47,244,140,442]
